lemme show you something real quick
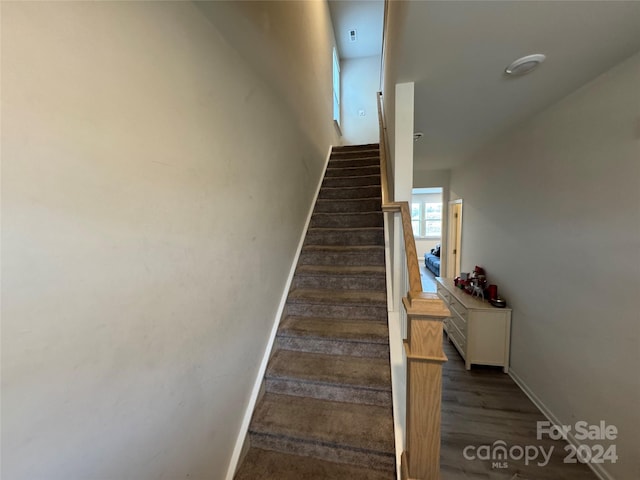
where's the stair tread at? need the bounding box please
[329,159,380,167]
[332,143,379,151]
[330,150,379,156]
[250,393,395,455]
[279,316,388,342]
[288,288,387,305]
[307,226,383,231]
[320,185,380,190]
[267,350,391,391]
[301,244,384,252]
[321,185,380,190]
[316,198,382,204]
[318,186,382,200]
[311,211,382,217]
[324,173,380,179]
[316,196,382,200]
[309,212,383,228]
[326,164,379,170]
[295,265,385,276]
[234,448,394,480]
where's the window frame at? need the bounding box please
[411,200,442,239]
[332,47,341,126]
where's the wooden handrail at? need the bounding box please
[377,91,394,209]
[376,91,423,296]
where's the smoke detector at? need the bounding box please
[505,54,546,76]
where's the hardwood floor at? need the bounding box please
[440,338,598,480]
[419,262,437,293]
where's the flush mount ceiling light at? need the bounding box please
[505,54,546,76]
[413,132,424,142]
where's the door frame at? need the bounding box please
[445,199,463,278]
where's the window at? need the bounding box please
[332,47,340,126]
[411,188,443,238]
[411,201,442,238]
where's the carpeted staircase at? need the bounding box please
[234,144,396,479]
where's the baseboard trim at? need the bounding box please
[508,368,614,480]
[224,145,333,480]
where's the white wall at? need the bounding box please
[195,1,339,159]
[381,0,409,192]
[413,168,451,190]
[341,55,381,145]
[450,52,640,480]
[393,82,415,203]
[1,2,337,479]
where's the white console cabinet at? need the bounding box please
[436,277,512,373]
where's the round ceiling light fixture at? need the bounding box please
[505,54,546,76]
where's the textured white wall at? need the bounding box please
[341,55,381,145]
[196,0,339,159]
[450,52,640,480]
[393,82,415,203]
[413,168,451,190]
[1,2,337,479]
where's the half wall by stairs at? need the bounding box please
[234,144,396,479]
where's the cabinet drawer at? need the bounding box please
[437,286,450,304]
[448,321,466,354]
[450,312,467,336]
[449,296,468,320]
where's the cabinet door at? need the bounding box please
[468,311,509,367]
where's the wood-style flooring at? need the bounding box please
[419,262,437,293]
[441,338,598,479]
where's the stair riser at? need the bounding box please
[330,148,379,158]
[248,433,395,473]
[274,336,389,358]
[325,166,380,178]
[328,157,380,168]
[310,213,383,229]
[305,229,384,246]
[333,143,378,151]
[291,275,386,291]
[298,249,385,266]
[322,175,381,188]
[285,303,387,320]
[314,198,381,213]
[318,185,381,200]
[265,378,392,407]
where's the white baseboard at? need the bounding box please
[508,369,614,480]
[224,145,333,480]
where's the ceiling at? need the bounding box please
[328,0,384,59]
[327,1,640,169]
[390,1,640,170]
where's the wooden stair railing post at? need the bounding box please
[401,292,449,480]
[377,91,450,480]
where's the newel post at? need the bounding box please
[401,291,450,480]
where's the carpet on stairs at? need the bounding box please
[234,144,396,479]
